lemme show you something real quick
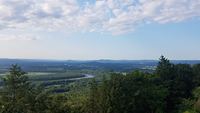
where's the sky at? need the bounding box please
[0,0,200,60]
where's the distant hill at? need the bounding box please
[0,59,200,73]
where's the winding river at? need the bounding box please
[68,74,95,81]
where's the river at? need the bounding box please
[67,74,95,81]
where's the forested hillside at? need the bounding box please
[0,56,200,113]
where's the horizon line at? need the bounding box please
[0,57,200,61]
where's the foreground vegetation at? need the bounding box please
[0,56,200,113]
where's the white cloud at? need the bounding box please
[0,0,199,35]
[0,34,39,41]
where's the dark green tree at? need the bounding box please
[86,79,100,113]
[174,64,194,98]
[0,65,67,113]
[0,64,31,113]
[156,55,175,81]
[107,73,124,113]
[98,75,110,113]
[193,64,200,87]
[90,71,167,113]
[156,56,196,113]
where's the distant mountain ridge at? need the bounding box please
[0,58,200,73]
[0,58,200,64]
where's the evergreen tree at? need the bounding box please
[0,64,31,113]
[174,64,194,98]
[193,64,200,87]
[156,56,178,112]
[87,79,99,113]
[156,56,195,113]
[0,65,60,113]
[98,75,109,113]
[156,55,175,81]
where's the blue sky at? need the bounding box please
[0,0,200,60]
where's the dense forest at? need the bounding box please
[0,56,200,113]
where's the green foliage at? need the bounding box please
[0,64,31,113]
[88,79,100,113]
[85,71,167,113]
[156,55,175,81]
[0,64,70,113]
[174,64,194,98]
[192,64,200,86]
[193,87,200,112]
[0,56,200,113]
[155,56,196,113]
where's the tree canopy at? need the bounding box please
[0,56,200,113]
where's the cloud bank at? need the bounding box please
[0,0,200,34]
[0,34,39,41]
